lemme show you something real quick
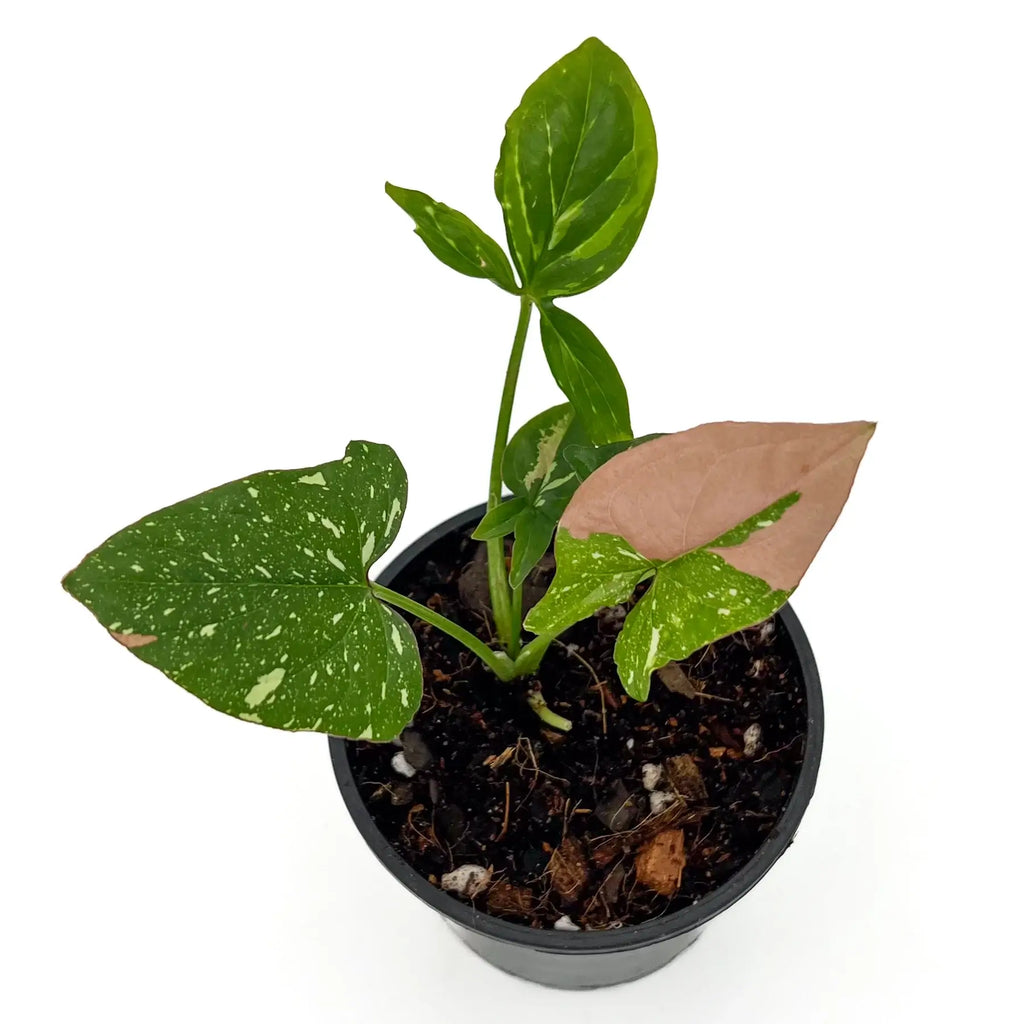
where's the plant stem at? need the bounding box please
[512,633,555,677]
[486,295,533,656]
[372,583,515,681]
[527,690,573,732]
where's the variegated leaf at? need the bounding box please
[526,421,875,698]
[386,182,518,293]
[494,36,657,297]
[473,403,594,587]
[63,442,422,741]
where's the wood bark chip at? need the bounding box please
[665,754,708,803]
[487,880,535,918]
[548,836,589,904]
[560,420,875,589]
[635,830,686,896]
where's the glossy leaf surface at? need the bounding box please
[63,442,422,740]
[494,37,657,298]
[538,304,631,445]
[386,182,518,292]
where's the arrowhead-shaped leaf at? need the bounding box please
[386,182,518,293]
[494,36,657,298]
[63,441,423,741]
[538,304,631,445]
[526,421,875,698]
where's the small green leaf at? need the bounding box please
[509,505,558,589]
[472,496,529,540]
[494,36,657,297]
[614,545,793,701]
[63,442,422,741]
[538,304,631,445]
[523,531,655,637]
[386,182,518,293]
[498,404,596,587]
[502,403,581,496]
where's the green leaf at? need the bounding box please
[498,404,596,587]
[502,403,581,496]
[386,182,518,293]
[614,546,792,700]
[62,441,423,741]
[472,496,529,540]
[494,36,657,298]
[509,505,558,589]
[524,530,655,637]
[538,304,631,445]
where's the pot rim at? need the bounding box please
[329,503,824,954]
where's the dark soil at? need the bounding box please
[347,522,808,930]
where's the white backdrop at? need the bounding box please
[2,2,1021,1021]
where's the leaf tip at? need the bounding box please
[110,631,158,649]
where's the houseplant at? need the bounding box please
[63,37,872,988]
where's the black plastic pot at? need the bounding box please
[329,504,824,990]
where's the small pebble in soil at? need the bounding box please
[553,915,581,931]
[649,790,677,815]
[743,723,763,757]
[642,763,664,791]
[390,751,416,778]
[441,864,492,898]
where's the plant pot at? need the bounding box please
[328,504,824,990]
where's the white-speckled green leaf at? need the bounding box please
[62,441,422,741]
[523,531,655,637]
[386,182,518,293]
[494,36,657,297]
[614,547,792,700]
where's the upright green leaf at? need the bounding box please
[494,36,657,298]
[502,403,582,497]
[386,183,518,293]
[474,403,591,587]
[63,442,423,741]
[539,304,631,444]
[475,403,637,587]
[526,421,875,698]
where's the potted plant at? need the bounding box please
[63,37,873,989]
